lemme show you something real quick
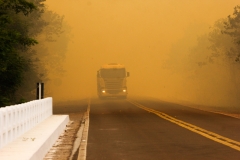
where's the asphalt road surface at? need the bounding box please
[48,97,240,160]
[87,97,240,160]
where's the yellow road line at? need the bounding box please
[185,105,240,119]
[128,100,240,152]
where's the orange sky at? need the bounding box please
[43,0,240,105]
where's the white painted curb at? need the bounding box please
[77,98,90,160]
[0,115,69,160]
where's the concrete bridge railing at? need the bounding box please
[0,97,52,149]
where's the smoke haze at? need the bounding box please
[43,0,240,108]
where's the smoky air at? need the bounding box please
[42,0,240,109]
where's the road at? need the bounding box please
[87,97,240,160]
[46,97,240,160]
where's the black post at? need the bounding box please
[36,83,39,99]
[41,83,44,99]
[36,82,44,99]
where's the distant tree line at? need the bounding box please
[172,5,240,71]
[223,5,240,62]
[0,0,65,107]
[203,5,240,64]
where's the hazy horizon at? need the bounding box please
[42,0,240,108]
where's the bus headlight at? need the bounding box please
[123,89,127,92]
[102,90,106,93]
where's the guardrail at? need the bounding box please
[0,97,52,149]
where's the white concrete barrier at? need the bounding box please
[0,98,52,149]
[0,115,69,160]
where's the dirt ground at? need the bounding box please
[44,113,84,160]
